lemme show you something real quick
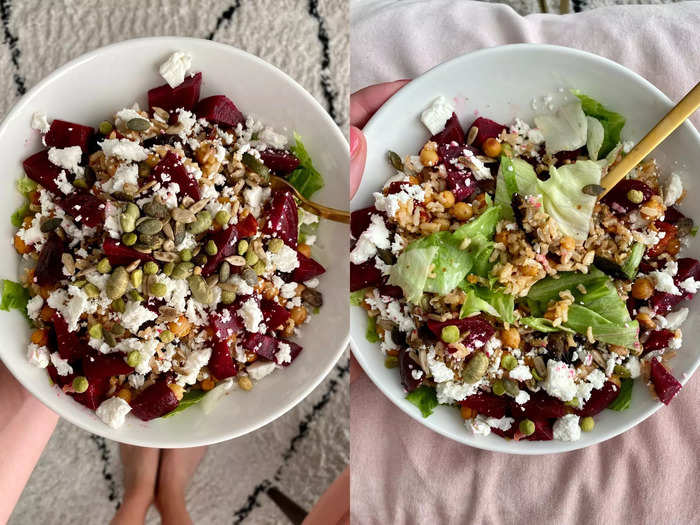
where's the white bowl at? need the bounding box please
[350,44,700,454]
[0,37,348,447]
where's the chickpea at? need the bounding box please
[500,327,521,349]
[116,388,132,403]
[290,306,307,325]
[482,137,502,158]
[450,202,474,221]
[636,312,656,330]
[631,277,654,300]
[168,383,184,401]
[640,195,664,220]
[436,190,456,209]
[460,405,476,419]
[201,378,215,391]
[419,141,439,167]
[560,236,576,251]
[238,376,253,391]
[434,218,451,231]
[408,176,420,185]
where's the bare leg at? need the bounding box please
[155,446,207,525]
[111,445,160,525]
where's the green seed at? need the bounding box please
[193,254,208,266]
[110,324,125,337]
[627,189,644,204]
[143,200,169,219]
[221,290,237,304]
[384,355,399,369]
[111,298,125,313]
[159,329,174,344]
[88,323,103,340]
[268,238,284,254]
[441,325,460,344]
[463,352,489,384]
[503,378,520,397]
[83,283,100,298]
[128,289,144,302]
[122,232,137,246]
[138,161,152,178]
[205,240,218,256]
[130,268,143,288]
[171,262,194,280]
[519,419,535,436]
[120,213,136,233]
[127,117,150,131]
[188,274,213,304]
[613,364,631,378]
[218,261,231,283]
[180,248,192,262]
[97,258,112,274]
[143,261,158,275]
[565,397,580,408]
[253,260,266,275]
[388,150,404,171]
[136,218,163,235]
[104,331,117,347]
[72,376,89,393]
[245,250,259,266]
[237,240,249,256]
[215,210,230,226]
[492,379,506,396]
[126,350,141,367]
[125,202,140,219]
[241,152,271,177]
[580,416,595,432]
[73,279,87,288]
[187,211,212,234]
[73,178,88,189]
[501,354,518,370]
[40,217,63,233]
[98,121,113,135]
[163,261,175,276]
[150,282,167,297]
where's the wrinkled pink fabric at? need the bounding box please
[350,2,700,524]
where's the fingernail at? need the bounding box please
[350,126,361,158]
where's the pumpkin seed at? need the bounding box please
[503,378,520,397]
[110,323,125,337]
[226,255,246,267]
[174,222,186,245]
[40,217,63,233]
[218,261,231,283]
[138,161,152,178]
[103,330,117,347]
[143,200,169,219]
[205,275,219,288]
[171,207,196,224]
[188,275,213,304]
[137,218,163,235]
[376,248,394,265]
[301,288,323,307]
[154,251,178,262]
[241,152,270,177]
[106,267,129,300]
[139,233,164,250]
[241,267,258,287]
[188,211,212,235]
[387,150,403,171]
[462,352,489,384]
[582,184,606,196]
[533,356,547,379]
[171,262,194,280]
[127,117,151,131]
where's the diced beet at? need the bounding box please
[201,225,239,276]
[523,418,554,441]
[602,179,654,214]
[438,142,477,201]
[676,257,700,283]
[261,298,291,330]
[351,206,378,240]
[237,213,259,238]
[259,149,300,175]
[151,151,200,201]
[263,190,298,248]
[57,192,105,228]
[44,119,94,152]
[292,251,326,282]
[385,181,410,195]
[509,391,568,420]
[47,363,75,387]
[350,261,383,292]
[210,306,242,341]
[431,112,465,145]
[22,150,65,195]
[553,147,585,166]
[103,238,155,266]
[148,72,202,113]
[663,206,686,225]
[491,424,517,439]
[649,257,700,314]
[649,292,683,316]
[469,117,507,148]
[82,354,133,383]
[35,233,66,287]
[130,380,179,421]
[377,282,403,298]
[646,221,677,259]
[460,393,508,418]
[194,95,244,128]
[643,329,675,353]
[426,316,495,348]
[576,381,620,417]
[208,340,238,380]
[69,379,109,410]
[242,332,302,365]
[649,358,682,405]
[398,348,423,393]
[51,312,83,361]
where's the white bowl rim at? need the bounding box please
[351,42,700,455]
[0,36,349,447]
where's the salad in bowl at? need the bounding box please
[2,51,327,429]
[351,91,696,443]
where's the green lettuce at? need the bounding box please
[405,386,439,418]
[607,378,633,411]
[163,390,207,418]
[453,204,503,241]
[388,246,438,303]
[410,232,474,295]
[365,315,381,343]
[460,284,515,323]
[572,91,626,158]
[586,116,605,160]
[621,243,645,280]
[287,132,324,199]
[534,100,588,155]
[495,156,539,210]
[11,202,31,228]
[350,288,368,306]
[527,267,608,303]
[0,280,30,319]
[520,317,575,333]
[12,176,37,228]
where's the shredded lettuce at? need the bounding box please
[287,132,324,199]
[527,267,608,303]
[534,100,588,156]
[495,157,539,211]
[405,386,439,418]
[350,288,368,306]
[453,205,504,240]
[410,233,474,295]
[12,176,36,228]
[520,317,575,333]
[163,390,207,418]
[0,280,30,319]
[388,246,438,303]
[16,176,37,195]
[607,378,633,411]
[572,91,626,158]
[11,202,31,228]
[460,285,515,322]
[365,315,381,343]
[586,116,605,161]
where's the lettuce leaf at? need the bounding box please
[163,390,207,418]
[453,205,504,240]
[0,280,30,319]
[460,284,515,323]
[607,378,633,411]
[573,91,626,158]
[586,116,605,161]
[11,202,31,228]
[410,232,474,295]
[350,288,368,306]
[365,315,381,343]
[495,157,539,211]
[621,242,645,280]
[287,132,324,199]
[527,267,608,303]
[520,317,575,333]
[388,245,439,303]
[405,386,439,417]
[534,101,588,155]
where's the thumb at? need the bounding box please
[349,125,366,200]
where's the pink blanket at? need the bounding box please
[350,2,700,523]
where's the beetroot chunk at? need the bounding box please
[57,192,105,228]
[151,151,200,201]
[103,238,155,266]
[643,329,675,353]
[263,190,298,248]
[261,299,291,330]
[350,261,383,292]
[130,380,179,421]
[148,72,202,113]
[438,142,477,201]
[351,206,379,240]
[51,311,83,361]
[426,316,494,348]
[201,225,239,277]
[398,348,424,393]
[210,306,242,341]
[292,252,326,282]
[649,257,700,314]
[460,393,508,418]
[23,150,66,195]
[602,179,654,214]
[523,418,554,441]
[69,380,109,410]
[650,358,682,405]
[431,112,465,145]
[509,391,568,420]
[469,117,508,148]
[35,233,66,287]
[236,213,259,238]
[82,354,134,382]
[576,381,620,417]
[194,95,245,128]
[259,149,300,175]
[44,119,94,152]
[242,332,302,365]
[209,340,238,380]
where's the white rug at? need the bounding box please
[2,1,349,524]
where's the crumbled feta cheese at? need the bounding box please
[238,298,264,333]
[664,307,688,330]
[373,185,426,218]
[553,414,581,442]
[176,109,197,138]
[649,268,681,295]
[304,278,319,289]
[229,275,254,296]
[259,127,288,149]
[420,96,454,135]
[374,256,392,277]
[177,347,213,385]
[50,352,73,376]
[436,380,480,404]
[625,356,641,379]
[151,182,181,209]
[26,295,44,321]
[101,163,139,193]
[48,146,84,177]
[459,147,492,181]
[243,185,272,218]
[679,277,700,294]
[100,139,148,162]
[159,51,192,88]
[27,343,50,368]
[104,201,121,239]
[18,214,47,248]
[509,365,533,381]
[364,291,415,332]
[55,171,75,194]
[542,360,577,402]
[663,172,683,207]
[128,373,145,389]
[514,390,530,405]
[269,244,299,273]
[276,342,292,364]
[31,111,50,133]
[119,302,158,333]
[47,286,94,332]
[247,361,277,381]
[96,397,132,429]
[468,415,492,436]
[411,368,424,380]
[669,333,683,350]
[350,214,390,264]
[115,108,143,127]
